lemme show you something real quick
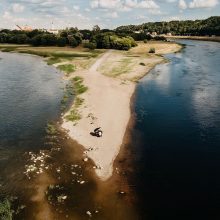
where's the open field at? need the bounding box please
[98,41,182,81]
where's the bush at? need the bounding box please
[144,39,148,43]
[0,199,13,220]
[149,47,155,53]
[57,37,67,47]
[68,36,78,48]
[153,35,167,41]
[84,42,97,50]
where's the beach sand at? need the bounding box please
[62,42,181,180]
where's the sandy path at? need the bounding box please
[62,51,135,180]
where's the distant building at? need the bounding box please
[47,29,59,35]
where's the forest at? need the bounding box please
[116,16,220,36]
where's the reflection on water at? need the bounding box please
[132,40,220,219]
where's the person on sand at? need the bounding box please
[94,127,103,137]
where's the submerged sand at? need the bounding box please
[62,42,181,180]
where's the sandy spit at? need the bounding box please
[62,50,135,180]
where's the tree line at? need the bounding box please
[116,16,220,36]
[0,16,219,50]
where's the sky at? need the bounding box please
[0,0,219,30]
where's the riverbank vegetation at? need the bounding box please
[0,199,13,220]
[65,76,87,122]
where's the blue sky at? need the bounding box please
[0,0,219,30]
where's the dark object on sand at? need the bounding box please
[90,127,103,137]
[94,127,101,133]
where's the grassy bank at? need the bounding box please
[167,35,220,43]
[98,41,182,81]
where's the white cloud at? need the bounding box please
[189,0,219,8]
[138,0,159,9]
[90,0,159,10]
[90,0,121,9]
[73,5,80,10]
[12,3,25,13]
[3,11,12,19]
[106,11,118,18]
[179,0,187,9]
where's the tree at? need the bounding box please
[57,37,67,47]
[92,25,101,34]
[68,36,78,48]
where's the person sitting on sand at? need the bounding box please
[94,127,103,137]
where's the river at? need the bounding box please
[0,40,219,219]
[131,40,220,219]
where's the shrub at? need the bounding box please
[0,199,13,220]
[84,42,97,50]
[144,39,148,43]
[57,37,67,47]
[58,64,76,76]
[149,47,155,53]
[68,36,78,48]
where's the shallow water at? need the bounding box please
[0,52,137,220]
[132,40,220,219]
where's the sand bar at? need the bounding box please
[62,42,182,180]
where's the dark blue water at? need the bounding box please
[132,40,220,219]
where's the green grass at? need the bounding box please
[107,57,132,77]
[1,48,17,52]
[0,199,13,220]
[19,50,50,57]
[65,109,81,121]
[71,76,88,95]
[75,97,84,108]
[65,76,88,122]
[58,64,76,76]
[47,57,62,65]
[46,123,57,135]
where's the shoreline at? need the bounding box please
[61,42,182,181]
[0,42,182,181]
[167,35,220,43]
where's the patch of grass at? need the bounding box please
[65,76,88,122]
[149,47,156,53]
[71,76,88,95]
[1,47,17,52]
[108,58,132,77]
[19,50,50,57]
[65,109,81,122]
[52,52,91,58]
[47,57,62,65]
[0,199,13,220]
[46,123,57,135]
[58,64,76,76]
[75,97,84,108]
